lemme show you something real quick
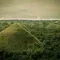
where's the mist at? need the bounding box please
[0,0,60,19]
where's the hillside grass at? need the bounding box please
[0,22,43,52]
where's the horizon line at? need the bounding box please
[0,18,60,20]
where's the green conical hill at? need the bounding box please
[0,23,43,52]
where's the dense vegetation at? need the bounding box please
[0,20,60,60]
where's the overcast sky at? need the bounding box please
[0,0,60,19]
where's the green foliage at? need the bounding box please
[0,20,60,60]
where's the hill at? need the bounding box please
[0,23,43,52]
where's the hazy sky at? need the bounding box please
[0,0,60,19]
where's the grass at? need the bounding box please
[0,22,43,52]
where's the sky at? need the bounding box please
[0,0,60,19]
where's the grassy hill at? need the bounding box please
[0,23,43,52]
